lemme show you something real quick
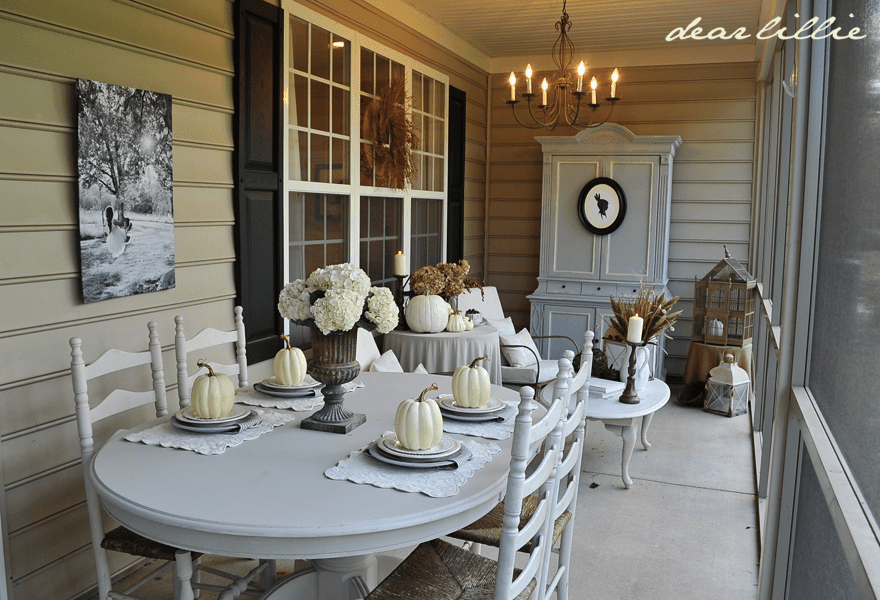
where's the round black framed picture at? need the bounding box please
[576,177,627,235]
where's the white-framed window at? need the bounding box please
[283,3,448,300]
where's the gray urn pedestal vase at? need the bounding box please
[300,327,365,434]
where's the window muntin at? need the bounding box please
[289,16,351,184]
[412,71,446,192]
[360,196,402,285]
[410,197,443,270]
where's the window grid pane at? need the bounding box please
[412,71,446,192]
[410,197,442,270]
[289,16,351,183]
[359,196,402,285]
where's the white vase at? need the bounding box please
[619,344,651,392]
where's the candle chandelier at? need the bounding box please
[507,0,621,131]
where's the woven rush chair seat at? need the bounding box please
[101,526,204,562]
[450,495,572,550]
[365,539,536,600]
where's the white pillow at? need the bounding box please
[369,350,404,373]
[499,328,540,368]
[485,316,516,336]
[413,363,429,374]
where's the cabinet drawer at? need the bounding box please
[547,281,581,295]
[581,282,618,296]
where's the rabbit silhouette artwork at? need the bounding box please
[594,192,609,219]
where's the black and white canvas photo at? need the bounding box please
[76,78,175,303]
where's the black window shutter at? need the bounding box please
[446,86,466,263]
[234,0,284,363]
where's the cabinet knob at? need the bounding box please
[561,285,566,289]
[597,287,601,290]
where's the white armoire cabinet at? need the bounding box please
[528,124,681,377]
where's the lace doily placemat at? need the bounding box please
[124,407,297,455]
[235,380,364,411]
[441,400,517,440]
[324,433,501,498]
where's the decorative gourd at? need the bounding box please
[191,360,235,419]
[274,334,307,385]
[406,293,450,333]
[451,356,491,408]
[394,383,443,450]
[463,316,474,331]
[446,310,467,333]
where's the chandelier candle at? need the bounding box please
[509,72,516,100]
[610,68,619,98]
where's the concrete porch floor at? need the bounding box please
[97,390,760,600]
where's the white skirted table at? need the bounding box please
[87,372,520,600]
[384,325,503,384]
[542,378,670,489]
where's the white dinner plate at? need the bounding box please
[377,433,461,459]
[261,375,322,390]
[438,395,505,415]
[176,404,250,425]
[170,411,261,434]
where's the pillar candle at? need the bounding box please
[627,314,644,343]
[393,251,408,276]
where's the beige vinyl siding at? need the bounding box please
[296,0,490,278]
[0,1,236,597]
[487,62,757,376]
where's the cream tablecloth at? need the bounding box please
[384,325,502,384]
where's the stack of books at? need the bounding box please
[588,378,626,399]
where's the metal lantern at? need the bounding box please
[691,246,756,347]
[704,353,750,417]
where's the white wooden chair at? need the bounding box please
[70,322,199,600]
[174,305,248,408]
[456,286,580,389]
[173,306,278,595]
[357,385,568,600]
[443,352,589,600]
[356,327,383,371]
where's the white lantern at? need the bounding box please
[704,353,750,417]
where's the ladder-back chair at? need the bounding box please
[359,385,568,600]
[70,322,198,600]
[174,305,248,409]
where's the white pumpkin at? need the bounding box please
[463,316,474,331]
[406,293,451,333]
[274,334,307,385]
[451,357,491,408]
[394,384,443,450]
[446,310,467,333]
[191,360,235,419]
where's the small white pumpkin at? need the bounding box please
[446,310,467,333]
[451,356,491,408]
[191,360,235,419]
[394,383,443,450]
[463,316,474,331]
[406,293,451,333]
[274,334,307,385]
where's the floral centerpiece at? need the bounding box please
[410,259,483,301]
[278,263,399,335]
[277,263,398,433]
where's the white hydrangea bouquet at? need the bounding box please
[278,263,399,335]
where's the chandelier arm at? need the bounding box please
[507,100,548,130]
[571,101,618,130]
[525,96,560,130]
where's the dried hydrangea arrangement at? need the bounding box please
[605,288,681,344]
[278,263,399,335]
[410,259,483,299]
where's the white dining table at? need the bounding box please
[87,372,521,600]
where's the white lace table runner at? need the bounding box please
[324,433,501,498]
[235,380,364,411]
[124,408,297,455]
[441,400,517,440]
